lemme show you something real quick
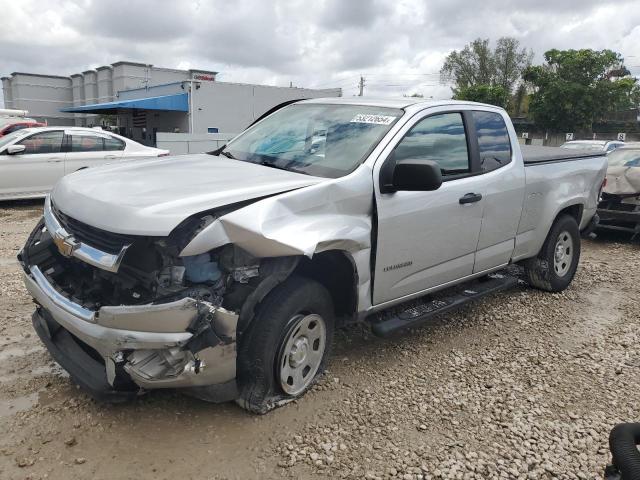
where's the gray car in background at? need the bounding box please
[560,139,625,153]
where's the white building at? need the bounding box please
[2,61,341,145]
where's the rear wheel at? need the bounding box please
[524,214,581,292]
[236,276,334,414]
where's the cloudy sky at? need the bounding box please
[2,0,640,103]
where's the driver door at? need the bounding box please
[372,110,486,305]
[0,130,65,198]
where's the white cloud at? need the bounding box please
[1,0,640,105]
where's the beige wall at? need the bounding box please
[190,81,341,133]
[7,73,74,125]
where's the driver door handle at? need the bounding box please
[459,192,483,204]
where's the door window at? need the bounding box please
[18,131,64,154]
[393,113,470,176]
[103,136,125,151]
[70,135,103,152]
[69,134,125,152]
[472,111,512,172]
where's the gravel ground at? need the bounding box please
[1,200,639,480]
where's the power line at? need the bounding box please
[364,73,444,77]
[313,75,362,88]
[313,72,453,89]
[367,83,453,87]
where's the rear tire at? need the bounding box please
[524,214,581,292]
[236,276,334,414]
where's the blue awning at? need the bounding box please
[60,93,189,113]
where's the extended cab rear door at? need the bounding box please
[372,107,487,305]
[469,110,525,272]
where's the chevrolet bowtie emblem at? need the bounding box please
[52,229,77,257]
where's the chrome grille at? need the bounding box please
[51,204,136,255]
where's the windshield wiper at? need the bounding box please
[219,150,236,160]
[259,159,292,171]
[258,159,308,175]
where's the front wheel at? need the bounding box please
[524,214,581,292]
[236,276,334,414]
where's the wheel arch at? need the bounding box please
[556,203,584,225]
[293,250,359,326]
[236,249,360,336]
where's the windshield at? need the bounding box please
[220,104,404,178]
[0,129,32,150]
[560,142,603,150]
[607,148,640,167]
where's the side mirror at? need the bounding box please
[392,159,443,191]
[6,144,26,155]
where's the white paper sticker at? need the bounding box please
[350,114,397,125]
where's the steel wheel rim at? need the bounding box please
[553,230,574,277]
[278,313,327,396]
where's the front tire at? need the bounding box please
[236,276,334,414]
[524,214,581,292]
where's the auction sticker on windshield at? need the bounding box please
[350,114,397,125]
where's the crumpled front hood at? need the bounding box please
[51,154,324,235]
[603,165,640,196]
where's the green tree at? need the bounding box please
[441,37,533,109]
[494,37,535,93]
[441,39,495,88]
[524,49,640,131]
[511,83,529,116]
[453,84,509,108]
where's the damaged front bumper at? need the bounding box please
[22,261,239,403]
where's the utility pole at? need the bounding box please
[358,76,365,96]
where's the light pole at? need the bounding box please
[183,80,201,133]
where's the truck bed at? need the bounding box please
[521,145,604,165]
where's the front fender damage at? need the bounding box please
[178,168,375,313]
[179,170,373,259]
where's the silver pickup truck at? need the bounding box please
[19,98,607,413]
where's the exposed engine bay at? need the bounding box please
[22,214,262,312]
[19,205,299,401]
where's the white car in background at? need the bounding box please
[0,127,169,200]
[560,139,625,153]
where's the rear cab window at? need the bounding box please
[472,111,512,173]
